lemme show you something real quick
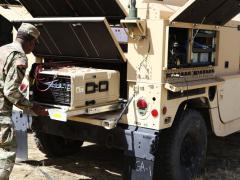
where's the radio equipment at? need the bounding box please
[33,66,120,110]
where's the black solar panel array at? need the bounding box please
[15,0,126,62]
[173,0,240,25]
[19,0,126,24]
[0,0,20,5]
[13,18,125,63]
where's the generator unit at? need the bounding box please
[33,67,120,109]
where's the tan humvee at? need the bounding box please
[0,0,239,179]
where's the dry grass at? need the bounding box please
[11,133,240,180]
[204,133,240,180]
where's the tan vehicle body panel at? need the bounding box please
[119,0,240,137]
[0,1,240,136]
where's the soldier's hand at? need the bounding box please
[32,103,48,116]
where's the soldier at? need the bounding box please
[0,23,47,179]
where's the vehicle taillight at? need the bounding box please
[137,99,148,109]
[151,109,159,118]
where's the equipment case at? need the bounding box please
[34,66,120,110]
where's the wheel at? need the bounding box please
[34,131,84,157]
[154,109,207,180]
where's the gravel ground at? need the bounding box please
[9,132,240,180]
[10,133,122,180]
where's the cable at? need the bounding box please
[137,39,151,79]
[34,64,58,92]
[36,79,58,92]
[138,39,151,67]
[192,17,206,41]
[33,62,82,93]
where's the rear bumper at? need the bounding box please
[32,116,159,161]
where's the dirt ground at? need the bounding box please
[9,132,240,180]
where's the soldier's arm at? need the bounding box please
[3,54,33,110]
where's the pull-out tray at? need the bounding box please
[40,101,125,122]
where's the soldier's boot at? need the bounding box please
[0,150,16,180]
[0,169,11,180]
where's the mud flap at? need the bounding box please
[123,156,154,180]
[12,109,28,161]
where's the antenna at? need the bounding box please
[126,0,138,20]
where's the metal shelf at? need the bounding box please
[42,101,125,122]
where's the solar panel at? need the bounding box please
[0,0,20,5]
[13,18,126,63]
[171,0,240,25]
[19,0,126,24]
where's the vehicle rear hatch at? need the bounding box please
[170,0,240,25]
[18,0,126,24]
[12,17,126,63]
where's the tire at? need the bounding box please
[34,131,84,157]
[154,109,207,180]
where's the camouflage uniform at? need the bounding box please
[0,41,33,179]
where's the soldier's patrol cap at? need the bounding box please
[17,23,40,40]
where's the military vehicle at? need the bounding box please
[0,0,239,179]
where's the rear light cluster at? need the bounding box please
[136,98,159,118]
[137,99,148,109]
[151,109,158,117]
